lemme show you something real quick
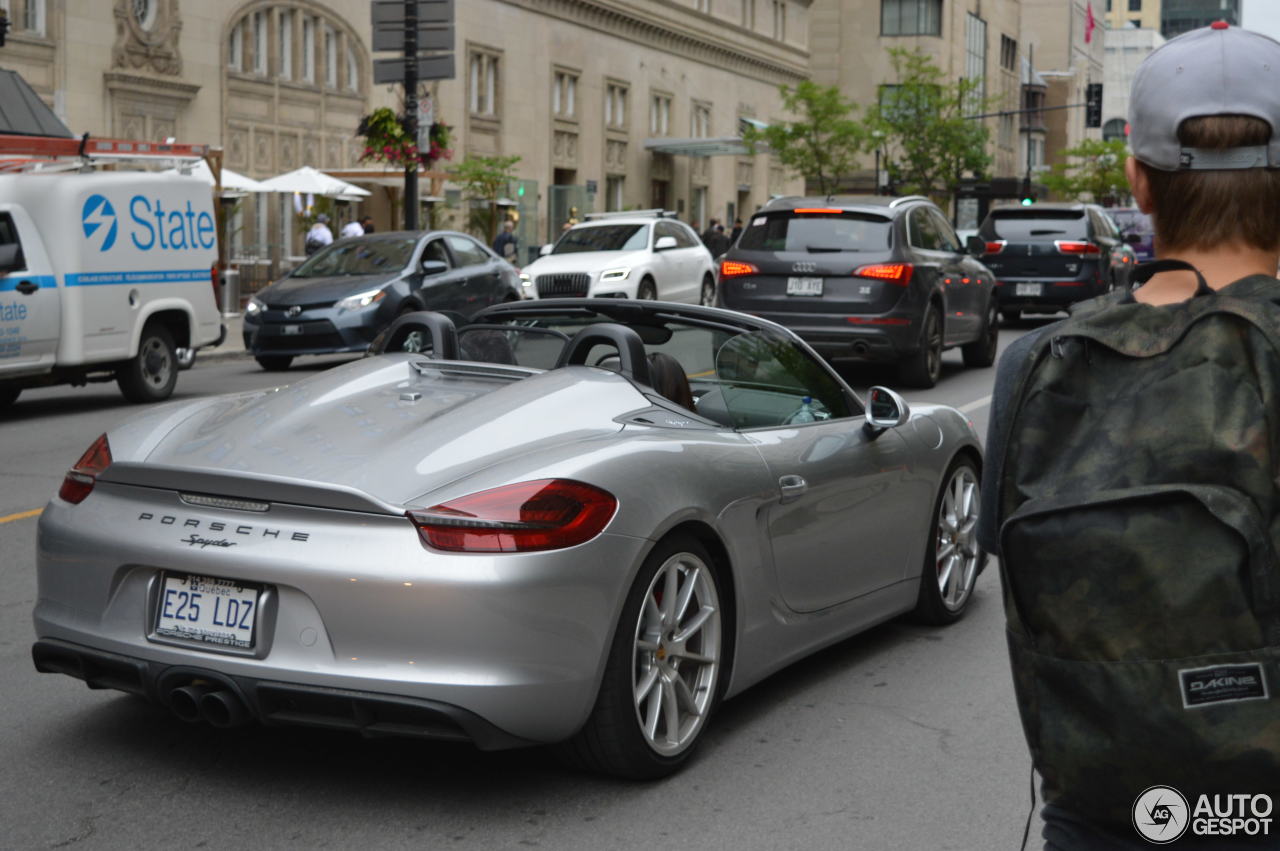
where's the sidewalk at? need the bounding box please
[201,313,247,362]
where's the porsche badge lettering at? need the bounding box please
[137,512,310,543]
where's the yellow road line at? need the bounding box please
[0,508,43,525]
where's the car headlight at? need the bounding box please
[335,288,387,312]
[245,296,265,315]
[599,267,630,281]
[519,271,533,288]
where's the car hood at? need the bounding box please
[258,272,404,305]
[109,357,643,508]
[524,250,647,276]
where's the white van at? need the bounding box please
[0,170,224,409]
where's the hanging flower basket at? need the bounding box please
[356,107,452,170]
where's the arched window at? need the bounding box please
[1102,117,1127,142]
[226,3,364,92]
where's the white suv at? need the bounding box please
[519,213,716,304]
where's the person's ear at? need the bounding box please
[1126,157,1154,213]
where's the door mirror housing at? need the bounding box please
[965,235,987,255]
[421,259,449,276]
[539,243,554,257]
[654,235,678,251]
[863,385,910,438]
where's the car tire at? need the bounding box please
[699,274,716,306]
[255,355,293,371]
[562,533,727,779]
[637,278,657,301]
[0,385,19,409]
[117,323,178,404]
[961,300,999,368]
[898,305,943,389]
[911,456,984,626]
[1001,308,1020,324]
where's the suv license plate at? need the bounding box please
[155,572,261,650]
[282,324,303,335]
[1015,283,1042,297]
[787,277,823,296]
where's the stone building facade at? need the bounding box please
[1021,0,1106,171]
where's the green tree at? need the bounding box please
[1041,138,1130,205]
[449,154,521,243]
[867,48,992,204]
[741,80,869,196]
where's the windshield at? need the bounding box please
[552,224,649,254]
[984,210,1088,241]
[737,213,892,253]
[1109,209,1153,235]
[291,238,417,277]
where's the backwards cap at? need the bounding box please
[1130,22,1280,171]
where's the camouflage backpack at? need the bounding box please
[998,260,1280,830]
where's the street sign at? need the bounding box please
[1085,83,1103,129]
[373,54,456,84]
[371,0,453,26]
[372,24,453,53]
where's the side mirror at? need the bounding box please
[421,259,448,276]
[965,235,987,255]
[539,243,554,257]
[1124,233,1143,245]
[863,385,910,438]
[654,235,678,251]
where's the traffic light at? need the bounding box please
[1086,83,1103,129]
[1020,176,1035,206]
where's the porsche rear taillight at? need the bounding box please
[408,479,617,553]
[58,434,112,504]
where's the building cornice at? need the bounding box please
[103,71,201,100]
[497,0,808,86]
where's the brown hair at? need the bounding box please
[646,352,694,411]
[1140,115,1280,252]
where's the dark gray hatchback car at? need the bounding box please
[243,231,522,370]
[717,195,999,388]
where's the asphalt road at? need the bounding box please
[0,323,1055,851]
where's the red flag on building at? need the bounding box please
[1085,1,1096,43]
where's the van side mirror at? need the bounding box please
[421,259,448,276]
[965,235,987,255]
[0,243,25,273]
[863,385,910,438]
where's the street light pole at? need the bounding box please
[403,0,419,231]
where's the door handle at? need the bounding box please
[778,474,807,503]
[14,280,37,295]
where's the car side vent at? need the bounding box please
[180,493,271,513]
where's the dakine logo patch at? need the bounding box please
[1179,663,1268,709]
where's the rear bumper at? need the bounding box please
[729,310,918,361]
[995,278,1106,312]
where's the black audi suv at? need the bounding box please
[717,195,999,388]
[978,202,1139,321]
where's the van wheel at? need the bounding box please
[255,355,293,371]
[117,324,178,403]
[0,386,19,409]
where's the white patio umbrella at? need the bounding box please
[162,160,267,196]
[257,165,371,201]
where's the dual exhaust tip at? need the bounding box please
[168,682,249,728]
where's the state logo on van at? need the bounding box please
[81,194,118,252]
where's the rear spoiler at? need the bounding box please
[100,462,404,516]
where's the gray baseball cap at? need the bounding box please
[1129,22,1280,171]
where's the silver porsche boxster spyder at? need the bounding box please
[32,299,984,779]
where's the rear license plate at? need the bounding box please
[786,276,824,296]
[1015,283,1042,297]
[282,324,303,335]
[155,573,261,649]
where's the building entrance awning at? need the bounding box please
[644,136,758,157]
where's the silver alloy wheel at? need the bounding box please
[935,465,980,611]
[924,308,942,381]
[700,277,715,306]
[140,335,173,390]
[632,551,721,757]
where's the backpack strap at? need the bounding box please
[1128,258,1213,296]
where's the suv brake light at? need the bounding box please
[59,434,112,504]
[1054,240,1100,255]
[854,263,913,286]
[408,479,617,553]
[720,260,758,278]
[985,241,1006,255]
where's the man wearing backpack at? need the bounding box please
[979,23,1280,850]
